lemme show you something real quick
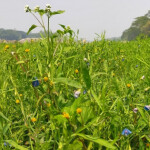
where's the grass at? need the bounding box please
[0,36,150,149]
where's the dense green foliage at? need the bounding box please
[0,28,41,40]
[0,36,150,149]
[121,10,150,41]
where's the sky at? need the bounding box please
[0,0,150,40]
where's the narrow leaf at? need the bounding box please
[27,24,37,35]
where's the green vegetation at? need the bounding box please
[0,4,150,150]
[0,34,150,150]
[121,10,150,41]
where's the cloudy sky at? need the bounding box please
[0,0,150,40]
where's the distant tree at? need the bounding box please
[121,11,150,41]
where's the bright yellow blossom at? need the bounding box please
[5,45,9,50]
[76,108,82,114]
[75,69,79,74]
[31,117,37,122]
[63,112,70,119]
[25,49,30,52]
[127,84,131,88]
[44,77,49,82]
[16,99,20,104]
[19,94,23,97]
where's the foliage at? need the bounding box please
[121,11,150,41]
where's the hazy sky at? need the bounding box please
[0,0,150,40]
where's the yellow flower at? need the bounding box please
[50,81,54,86]
[19,94,23,97]
[127,83,131,88]
[47,103,51,107]
[76,108,82,114]
[5,45,9,50]
[75,69,79,74]
[12,45,16,48]
[31,117,37,122]
[44,77,49,82]
[16,99,20,104]
[63,112,70,119]
[25,49,30,52]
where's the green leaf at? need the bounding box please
[54,77,82,88]
[59,24,66,29]
[16,61,25,64]
[5,140,28,150]
[72,133,116,149]
[50,10,65,16]
[38,9,45,16]
[0,112,11,122]
[27,24,37,35]
[82,64,91,90]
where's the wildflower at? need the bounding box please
[16,99,20,104]
[133,108,138,113]
[146,143,150,147]
[122,58,125,61]
[47,103,51,107]
[5,45,9,50]
[34,5,40,12]
[83,40,86,43]
[63,112,70,119]
[140,75,145,80]
[32,78,40,87]
[45,4,51,12]
[144,105,150,111]
[83,90,87,94]
[11,51,15,55]
[77,108,82,114]
[50,81,54,86]
[31,117,37,122]
[43,77,49,82]
[24,5,30,12]
[84,58,88,61]
[4,142,7,146]
[25,49,30,52]
[19,94,23,97]
[12,45,16,48]
[122,128,132,136]
[75,69,79,74]
[136,65,138,68]
[127,84,131,88]
[74,90,81,98]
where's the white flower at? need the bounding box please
[133,108,138,113]
[11,51,15,55]
[84,58,88,61]
[140,75,145,80]
[24,5,30,12]
[46,4,51,8]
[74,90,81,98]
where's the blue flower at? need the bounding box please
[4,142,7,146]
[122,128,132,136]
[83,90,87,94]
[136,65,138,68]
[32,77,39,87]
[144,105,150,111]
[122,58,125,61]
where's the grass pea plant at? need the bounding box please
[0,4,150,150]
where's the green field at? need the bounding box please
[0,36,150,149]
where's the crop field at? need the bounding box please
[0,4,150,150]
[0,36,150,150]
